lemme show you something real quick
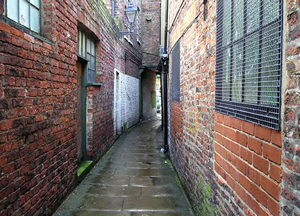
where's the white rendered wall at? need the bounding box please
[114,70,140,135]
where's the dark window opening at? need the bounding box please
[172,40,180,102]
[78,29,97,83]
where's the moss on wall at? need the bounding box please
[191,176,220,216]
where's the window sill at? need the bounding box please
[86,82,103,87]
[0,16,53,45]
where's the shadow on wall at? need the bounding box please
[141,69,158,120]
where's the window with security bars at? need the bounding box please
[215,0,283,130]
[78,30,97,83]
[6,0,41,33]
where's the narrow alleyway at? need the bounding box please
[54,120,194,216]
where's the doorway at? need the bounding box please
[115,71,120,135]
[76,61,87,161]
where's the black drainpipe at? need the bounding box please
[164,0,169,54]
[162,0,169,153]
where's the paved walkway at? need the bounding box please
[54,120,194,216]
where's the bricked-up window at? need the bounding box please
[172,41,180,102]
[6,0,41,33]
[78,30,97,83]
[215,0,283,130]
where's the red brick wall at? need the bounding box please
[168,1,218,214]
[281,1,300,215]
[142,0,161,67]
[125,52,142,79]
[215,113,282,215]
[0,18,80,215]
[0,0,141,215]
[169,102,183,165]
[167,0,298,215]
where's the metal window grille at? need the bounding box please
[172,41,181,102]
[215,0,283,130]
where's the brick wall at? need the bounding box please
[215,113,282,215]
[169,102,183,169]
[167,0,298,215]
[142,0,161,67]
[168,0,218,214]
[82,0,117,158]
[281,1,300,215]
[0,11,80,215]
[125,51,141,79]
[0,0,142,215]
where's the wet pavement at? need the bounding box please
[54,120,194,216]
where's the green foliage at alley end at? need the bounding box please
[151,92,156,108]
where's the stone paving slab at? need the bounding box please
[81,196,124,210]
[87,175,130,186]
[123,196,190,211]
[56,210,192,216]
[130,176,175,187]
[87,185,142,197]
[54,120,194,216]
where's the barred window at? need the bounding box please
[215,0,283,130]
[6,0,41,33]
[78,30,97,83]
[172,41,180,102]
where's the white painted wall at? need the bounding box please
[114,69,140,135]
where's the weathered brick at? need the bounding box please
[263,143,282,165]
[0,120,14,131]
[270,163,281,183]
[235,131,248,147]
[288,11,298,26]
[286,46,300,56]
[248,137,262,155]
[267,197,280,216]
[255,125,272,142]
[261,175,280,201]
[240,147,252,164]
[247,166,261,186]
[271,131,282,147]
[253,154,269,175]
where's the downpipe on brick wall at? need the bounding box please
[160,0,169,155]
[161,58,169,154]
